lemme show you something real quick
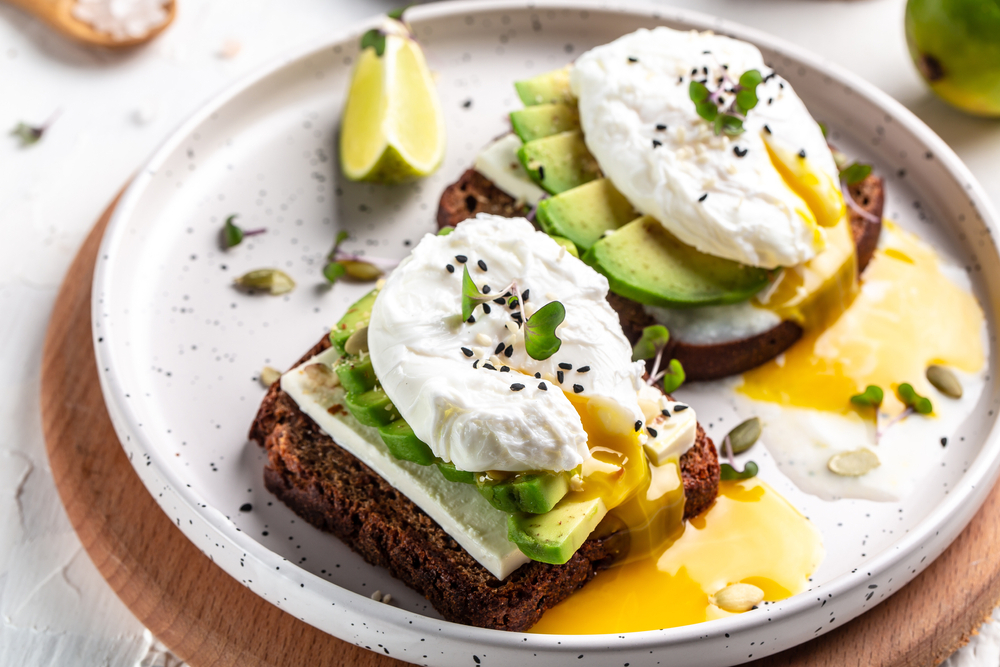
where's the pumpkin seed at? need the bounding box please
[260,365,281,387]
[344,325,369,355]
[828,448,880,477]
[711,583,764,613]
[926,365,962,399]
[234,268,296,295]
[726,417,761,454]
[340,259,384,281]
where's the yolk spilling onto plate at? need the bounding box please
[529,479,823,634]
[740,222,985,414]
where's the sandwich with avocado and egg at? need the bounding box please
[438,26,884,380]
[250,214,720,631]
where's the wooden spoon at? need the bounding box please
[2,0,176,48]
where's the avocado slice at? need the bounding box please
[377,419,435,466]
[518,130,600,195]
[536,178,636,251]
[510,103,580,143]
[436,460,476,484]
[330,289,379,355]
[335,354,377,394]
[514,66,574,106]
[508,496,608,565]
[584,216,773,307]
[476,471,570,515]
[344,386,400,427]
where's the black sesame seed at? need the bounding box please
[652,139,662,148]
[446,264,455,273]
[557,370,564,383]
[698,193,708,202]
[503,291,512,297]
[493,297,506,305]
[538,165,546,180]
[702,66,708,75]
[661,408,670,418]
[483,303,491,314]
[941,437,948,447]
[577,366,590,373]
[628,56,638,63]
[779,82,785,89]
[461,347,473,357]
[656,124,667,131]
[764,124,772,134]
[240,503,253,512]
[634,420,642,432]
[691,68,698,76]
[522,289,530,302]
[722,64,729,70]
[734,146,748,158]
[455,255,468,263]
[495,342,506,354]
[798,149,807,158]
[678,75,683,84]
[510,383,525,391]
[768,97,773,105]
[483,285,492,294]
[484,363,496,370]
[477,259,488,271]
[512,312,523,324]
[467,316,476,324]
[538,382,547,391]
[505,345,514,358]
[559,362,572,370]
[703,50,711,54]
[647,427,658,438]
[509,298,519,310]
[573,384,584,394]
[673,404,689,412]
[534,372,541,378]
[501,366,510,372]
[473,360,479,369]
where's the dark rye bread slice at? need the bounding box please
[436,168,885,380]
[249,335,719,631]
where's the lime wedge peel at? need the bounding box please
[340,19,446,184]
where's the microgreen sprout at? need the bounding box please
[523,301,565,360]
[896,383,933,415]
[221,214,266,249]
[850,384,884,410]
[360,6,415,58]
[850,382,932,445]
[632,325,686,394]
[720,434,758,481]
[324,230,394,285]
[11,110,60,148]
[688,68,763,136]
[839,160,879,223]
[461,265,493,320]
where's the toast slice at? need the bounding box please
[250,335,719,631]
[436,167,884,380]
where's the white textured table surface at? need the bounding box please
[1,1,998,665]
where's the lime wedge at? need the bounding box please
[340,21,445,183]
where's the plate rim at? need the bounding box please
[92,0,1000,655]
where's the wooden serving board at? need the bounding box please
[40,196,1000,667]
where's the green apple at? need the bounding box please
[905,0,1000,116]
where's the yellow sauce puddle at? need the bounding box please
[740,222,985,414]
[529,479,823,634]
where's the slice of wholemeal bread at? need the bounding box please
[436,168,885,380]
[249,335,719,631]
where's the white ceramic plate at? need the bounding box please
[93,1,1000,665]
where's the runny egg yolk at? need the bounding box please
[529,479,823,634]
[764,137,846,231]
[741,221,985,414]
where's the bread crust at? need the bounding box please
[250,336,719,631]
[435,169,885,380]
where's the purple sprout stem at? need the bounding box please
[841,178,880,224]
[243,228,267,237]
[646,344,666,386]
[876,407,913,441]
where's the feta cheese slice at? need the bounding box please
[644,401,697,466]
[473,134,547,206]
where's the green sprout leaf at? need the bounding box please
[387,4,411,20]
[715,114,744,137]
[323,261,347,284]
[840,162,873,186]
[850,385,884,410]
[360,29,387,57]
[523,301,566,360]
[461,265,492,321]
[438,226,455,236]
[695,100,718,122]
[661,359,686,394]
[738,69,763,91]
[689,80,710,103]
[896,383,933,415]
[735,70,762,114]
[720,461,759,481]
[222,215,243,249]
[11,122,44,147]
[632,325,670,361]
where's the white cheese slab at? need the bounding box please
[280,347,529,580]
[473,134,547,205]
